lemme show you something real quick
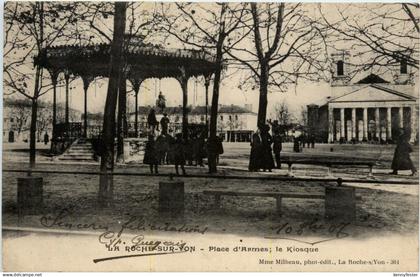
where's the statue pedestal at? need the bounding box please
[17,176,43,215]
[325,186,356,221]
[158,181,184,217]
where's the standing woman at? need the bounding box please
[173,133,187,176]
[260,124,275,172]
[391,129,417,176]
[272,129,283,169]
[249,129,262,172]
[143,134,159,174]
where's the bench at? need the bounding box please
[203,190,325,214]
[203,189,362,216]
[280,159,376,178]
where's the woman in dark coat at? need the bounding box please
[194,132,205,167]
[260,124,275,172]
[249,129,262,171]
[272,129,282,169]
[172,133,187,176]
[391,131,417,176]
[143,134,159,174]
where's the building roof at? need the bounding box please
[36,35,217,80]
[130,105,254,116]
[329,84,417,103]
[218,105,253,114]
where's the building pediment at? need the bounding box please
[356,73,389,84]
[330,84,417,103]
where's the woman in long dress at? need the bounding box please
[172,133,187,176]
[249,129,262,171]
[260,124,275,172]
[143,134,159,174]
[391,130,417,176]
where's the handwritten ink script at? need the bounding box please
[39,208,208,235]
[267,218,351,245]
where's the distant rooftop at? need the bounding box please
[130,105,254,116]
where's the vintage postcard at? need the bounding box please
[2,1,419,272]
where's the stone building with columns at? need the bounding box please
[307,52,419,144]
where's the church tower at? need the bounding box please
[393,58,415,85]
[331,51,351,87]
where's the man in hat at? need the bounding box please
[272,128,282,169]
[147,108,159,133]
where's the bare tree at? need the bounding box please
[116,3,162,162]
[4,98,32,137]
[37,107,53,141]
[160,3,246,173]
[319,3,419,75]
[227,3,327,128]
[4,2,79,168]
[99,2,127,207]
[272,101,293,126]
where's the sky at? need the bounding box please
[4,2,418,121]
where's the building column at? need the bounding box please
[386,107,392,141]
[82,76,93,138]
[375,107,380,139]
[177,66,189,139]
[64,72,70,126]
[328,107,334,143]
[204,74,211,137]
[410,105,417,143]
[135,90,139,137]
[117,77,127,139]
[363,108,368,141]
[129,78,142,138]
[399,107,404,128]
[351,108,356,140]
[48,70,59,139]
[340,108,345,141]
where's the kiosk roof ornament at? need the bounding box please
[36,35,217,80]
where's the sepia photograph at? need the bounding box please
[2,1,419,272]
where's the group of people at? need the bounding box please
[147,108,170,135]
[146,108,417,176]
[249,124,283,172]
[143,132,189,175]
[143,131,224,175]
[293,133,315,153]
[143,109,224,175]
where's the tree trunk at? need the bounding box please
[135,91,138,137]
[180,75,189,140]
[116,76,126,162]
[99,2,127,207]
[29,3,43,169]
[257,63,269,128]
[51,73,57,140]
[29,97,38,169]
[208,41,224,173]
